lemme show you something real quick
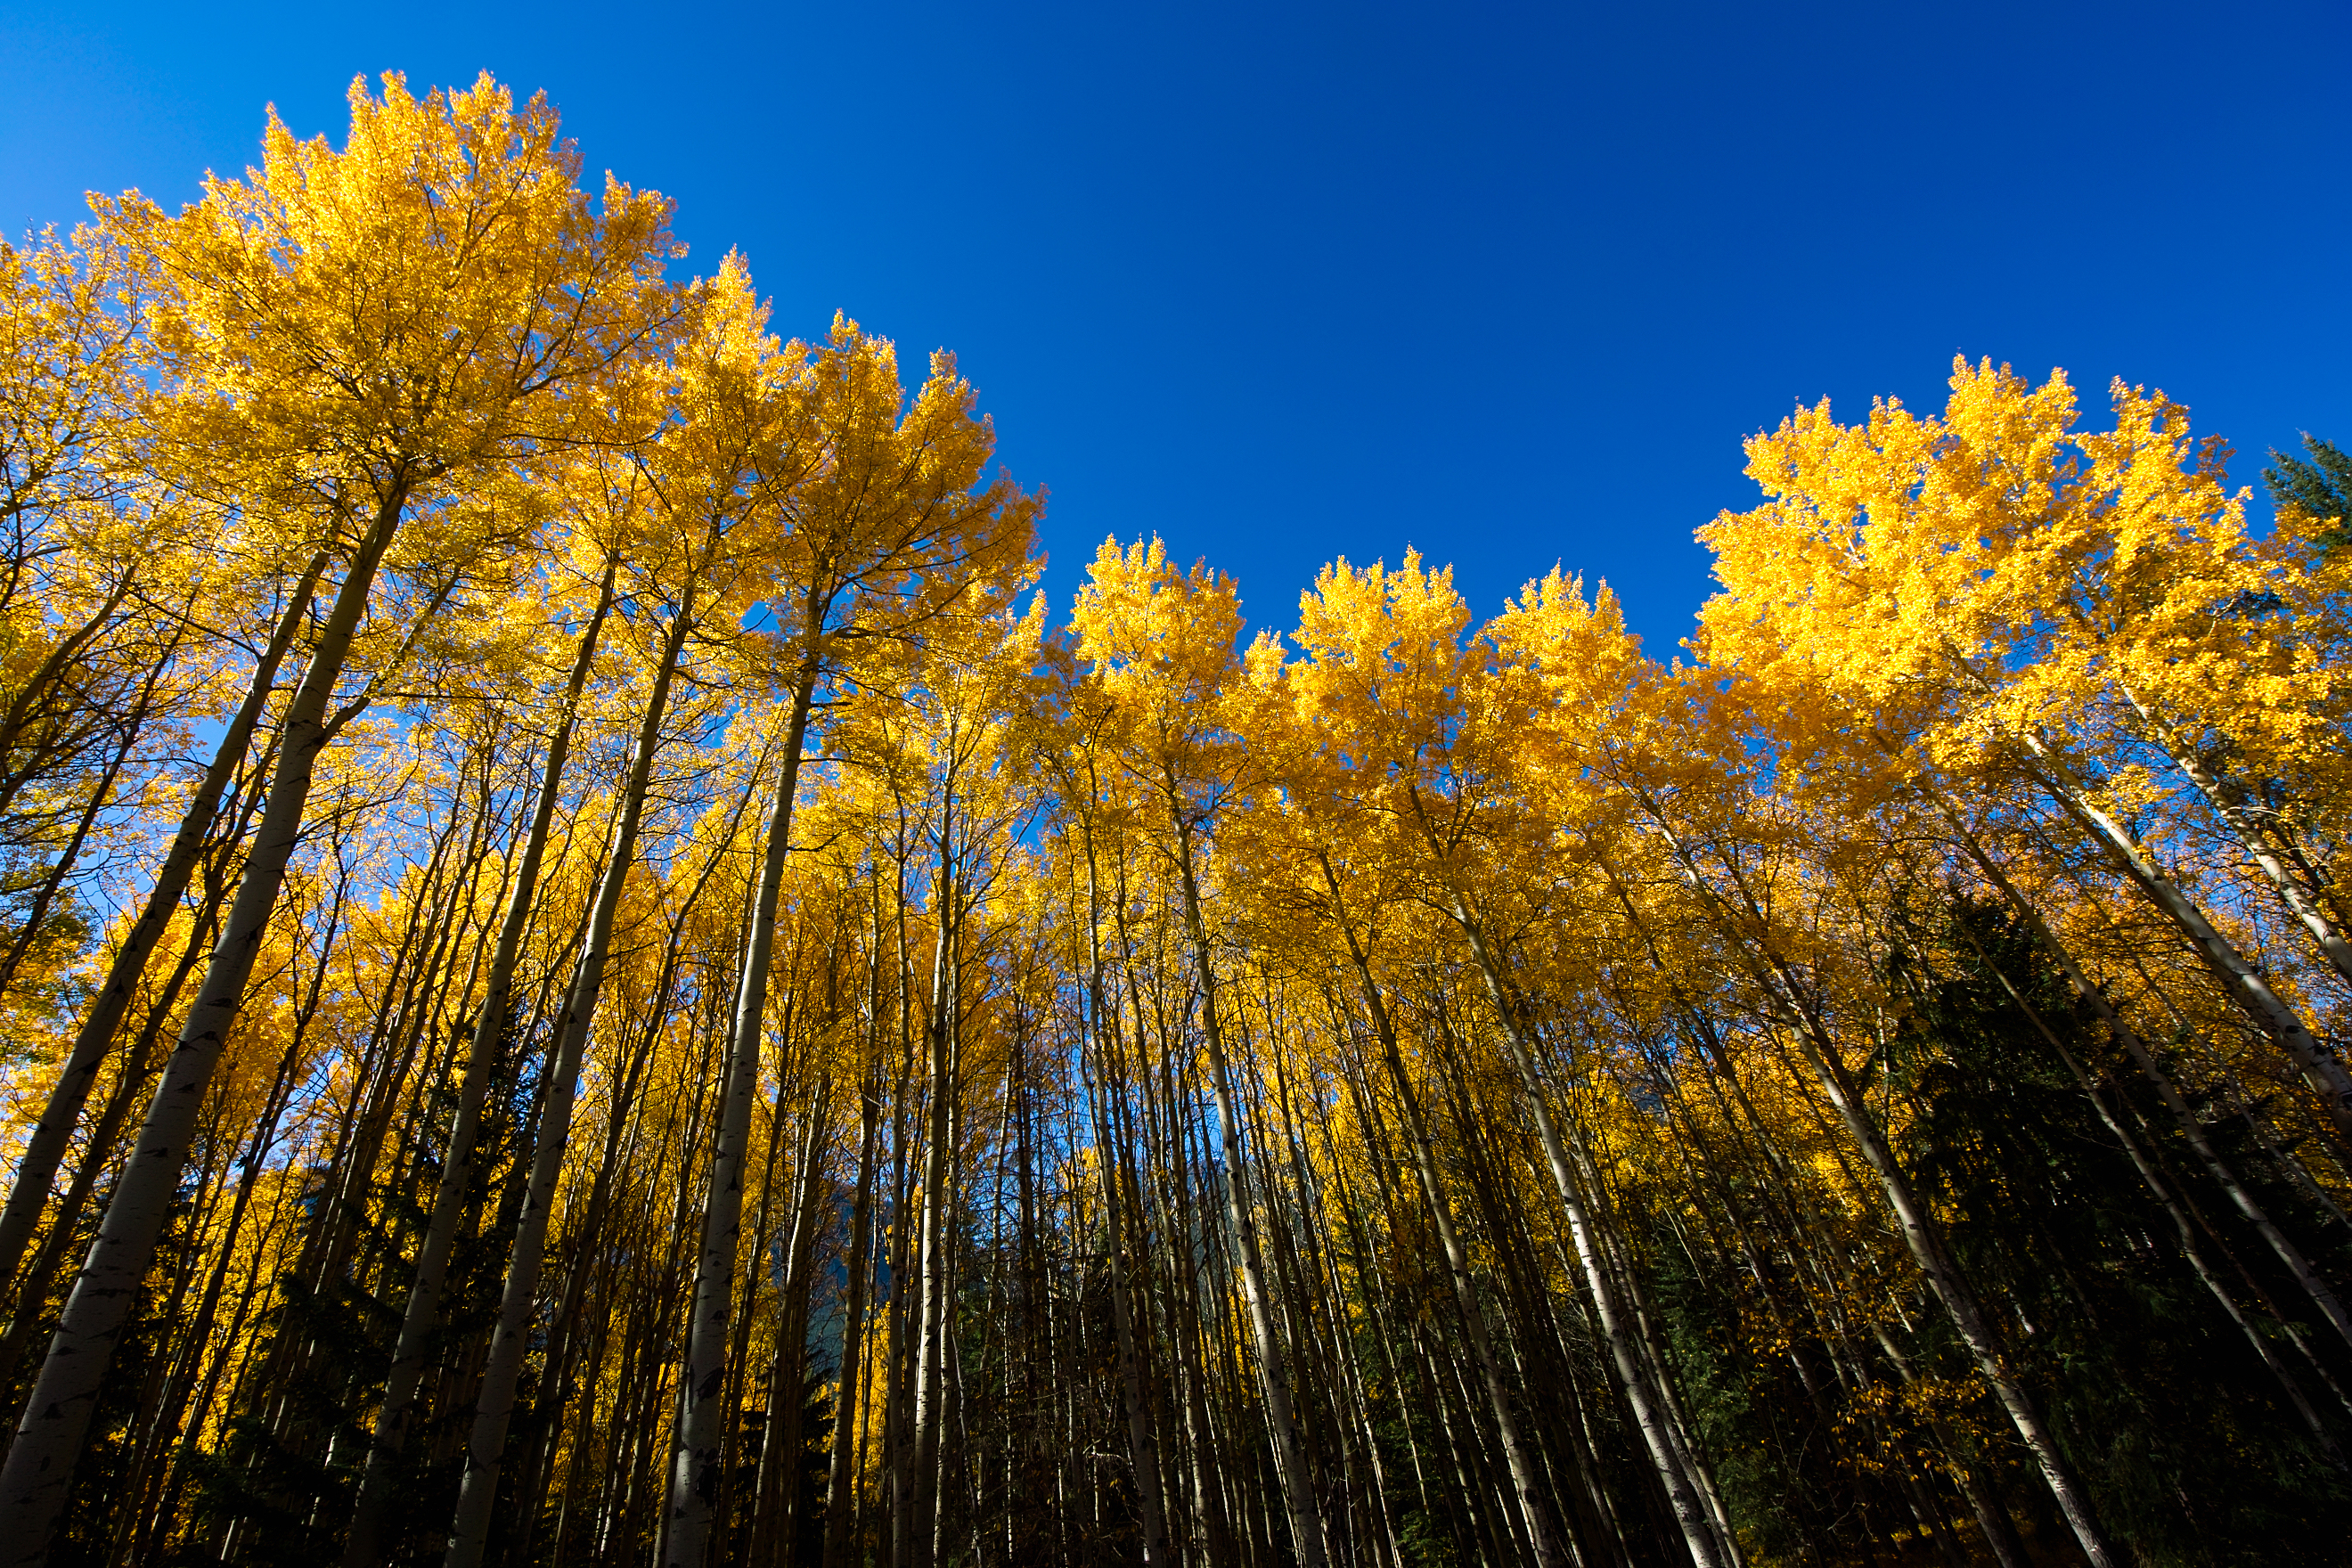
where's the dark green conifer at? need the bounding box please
[2266,434,2352,553]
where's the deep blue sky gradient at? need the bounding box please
[4,1,2345,657]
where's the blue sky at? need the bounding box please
[4,1,2345,657]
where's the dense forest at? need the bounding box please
[2,72,2348,1568]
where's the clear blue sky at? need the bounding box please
[4,1,2345,656]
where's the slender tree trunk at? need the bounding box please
[1165,801,1329,1568]
[0,495,404,1565]
[1079,837,1172,1567]
[1962,925,2346,1458]
[113,977,318,1563]
[1368,1002,1563,1566]
[1744,941,2122,1568]
[0,887,225,1397]
[2016,729,2352,1131]
[1317,856,1564,1568]
[443,599,695,1568]
[514,784,750,1568]
[1447,900,1729,1568]
[1636,794,2127,1566]
[910,869,958,1568]
[1927,787,2352,1354]
[735,1057,799,1565]
[0,568,138,819]
[822,1071,883,1568]
[666,657,821,1568]
[343,554,619,1566]
[758,1083,834,1564]
[0,609,185,1013]
[2114,680,2352,984]
[1809,1013,2115,1558]
[882,884,919,1568]
[0,553,325,1306]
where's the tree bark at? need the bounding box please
[2016,728,2352,1132]
[0,494,403,1565]
[2113,679,2352,985]
[1925,785,2352,1355]
[1319,858,1566,1568]
[1447,900,1730,1568]
[665,655,820,1568]
[443,597,694,1568]
[1080,837,1173,1567]
[822,1068,883,1568]
[0,552,325,1307]
[1165,797,1329,1568]
[343,553,619,1567]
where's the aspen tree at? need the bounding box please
[0,551,322,1310]
[1069,537,1333,1568]
[1698,360,2352,1131]
[340,543,623,1566]
[0,231,143,585]
[1277,553,1735,1568]
[1038,648,1180,1567]
[0,76,671,1560]
[907,592,1049,1565]
[444,258,773,1568]
[12,104,2352,1556]
[0,229,153,859]
[665,318,1037,1568]
[1589,682,2126,1568]
[1679,366,2352,1506]
[1234,641,1573,1568]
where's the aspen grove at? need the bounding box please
[2,75,2348,1568]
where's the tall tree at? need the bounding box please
[0,72,674,1562]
